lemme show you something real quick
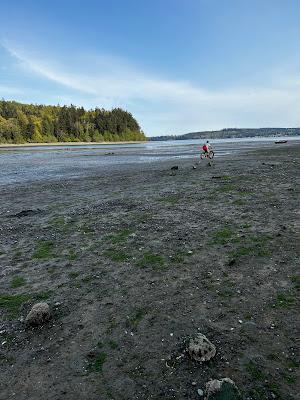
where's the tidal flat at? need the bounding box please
[0,144,299,400]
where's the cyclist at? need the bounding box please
[202,140,211,156]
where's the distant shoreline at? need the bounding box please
[148,128,300,141]
[149,135,300,141]
[0,141,147,148]
[1,136,300,149]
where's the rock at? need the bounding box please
[228,259,236,266]
[25,303,51,327]
[188,333,216,362]
[12,209,42,218]
[205,378,241,400]
[197,388,204,396]
[171,166,179,170]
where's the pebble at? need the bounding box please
[197,388,204,397]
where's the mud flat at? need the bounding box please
[0,145,299,399]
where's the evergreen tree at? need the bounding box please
[0,100,147,144]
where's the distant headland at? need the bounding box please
[149,127,300,141]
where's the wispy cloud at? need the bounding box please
[2,41,300,135]
[3,42,206,101]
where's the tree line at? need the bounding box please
[150,128,300,141]
[0,100,147,144]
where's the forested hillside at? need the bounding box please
[150,127,300,141]
[0,100,146,143]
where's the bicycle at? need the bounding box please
[200,150,214,160]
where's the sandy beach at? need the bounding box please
[0,144,299,399]
[0,141,146,148]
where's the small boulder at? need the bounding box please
[228,259,236,266]
[25,302,51,327]
[188,333,216,362]
[205,378,241,400]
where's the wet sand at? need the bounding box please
[1,137,300,186]
[0,141,146,148]
[0,144,299,399]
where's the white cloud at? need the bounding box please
[2,41,300,135]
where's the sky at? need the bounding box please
[1,0,300,136]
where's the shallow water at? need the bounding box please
[1,136,299,185]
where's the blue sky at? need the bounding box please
[1,0,300,136]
